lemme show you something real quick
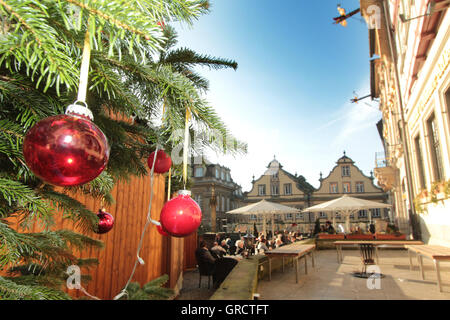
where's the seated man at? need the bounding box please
[235,240,246,256]
[220,239,230,254]
[257,238,270,253]
[325,221,336,234]
[195,240,216,275]
[211,241,227,259]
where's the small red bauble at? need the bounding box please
[23,114,109,186]
[156,222,169,236]
[147,150,171,174]
[95,209,114,234]
[160,190,202,237]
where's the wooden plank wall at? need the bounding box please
[5,173,178,300]
[70,173,168,300]
[183,232,198,271]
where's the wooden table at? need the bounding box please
[334,240,424,264]
[406,244,450,292]
[264,243,316,283]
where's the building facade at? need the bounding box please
[239,154,389,234]
[360,0,450,244]
[190,159,244,233]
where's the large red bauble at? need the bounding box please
[147,150,171,174]
[156,222,169,236]
[95,209,114,234]
[160,190,202,237]
[23,114,109,186]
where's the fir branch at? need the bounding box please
[0,276,71,300]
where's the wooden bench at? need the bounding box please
[406,244,450,292]
[263,243,316,283]
[334,240,424,264]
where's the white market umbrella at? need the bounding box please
[302,195,391,232]
[226,199,300,237]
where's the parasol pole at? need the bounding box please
[262,214,267,237]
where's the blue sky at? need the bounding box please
[174,0,383,191]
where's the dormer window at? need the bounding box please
[342,165,350,177]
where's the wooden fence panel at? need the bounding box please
[183,232,198,271]
[4,173,173,300]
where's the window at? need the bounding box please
[342,165,350,177]
[221,170,225,180]
[355,182,364,193]
[258,185,266,196]
[284,183,292,195]
[343,182,351,193]
[358,210,367,218]
[427,113,444,181]
[414,135,426,189]
[330,182,338,193]
[226,198,230,211]
[215,168,219,179]
[335,212,341,219]
[319,212,327,218]
[371,208,381,218]
[271,184,279,195]
[285,213,293,220]
[194,167,203,177]
[221,195,225,212]
[226,173,230,182]
[250,214,257,220]
[296,212,303,219]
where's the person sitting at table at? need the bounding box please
[195,240,216,275]
[220,239,230,253]
[325,221,336,234]
[257,238,270,253]
[275,234,283,248]
[235,240,246,256]
[211,241,227,259]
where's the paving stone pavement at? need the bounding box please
[256,249,450,300]
[176,269,216,300]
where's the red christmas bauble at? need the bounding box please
[147,150,171,174]
[95,209,114,234]
[156,222,169,236]
[23,114,109,186]
[160,190,202,237]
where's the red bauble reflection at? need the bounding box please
[147,150,171,174]
[95,209,114,234]
[160,190,201,237]
[156,222,169,236]
[23,114,109,186]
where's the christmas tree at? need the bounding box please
[0,0,245,299]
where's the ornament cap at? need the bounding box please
[65,101,94,121]
[177,189,191,196]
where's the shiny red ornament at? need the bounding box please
[156,222,169,236]
[23,114,109,186]
[147,150,171,174]
[160,190,202,237]
[95,209,114,234]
